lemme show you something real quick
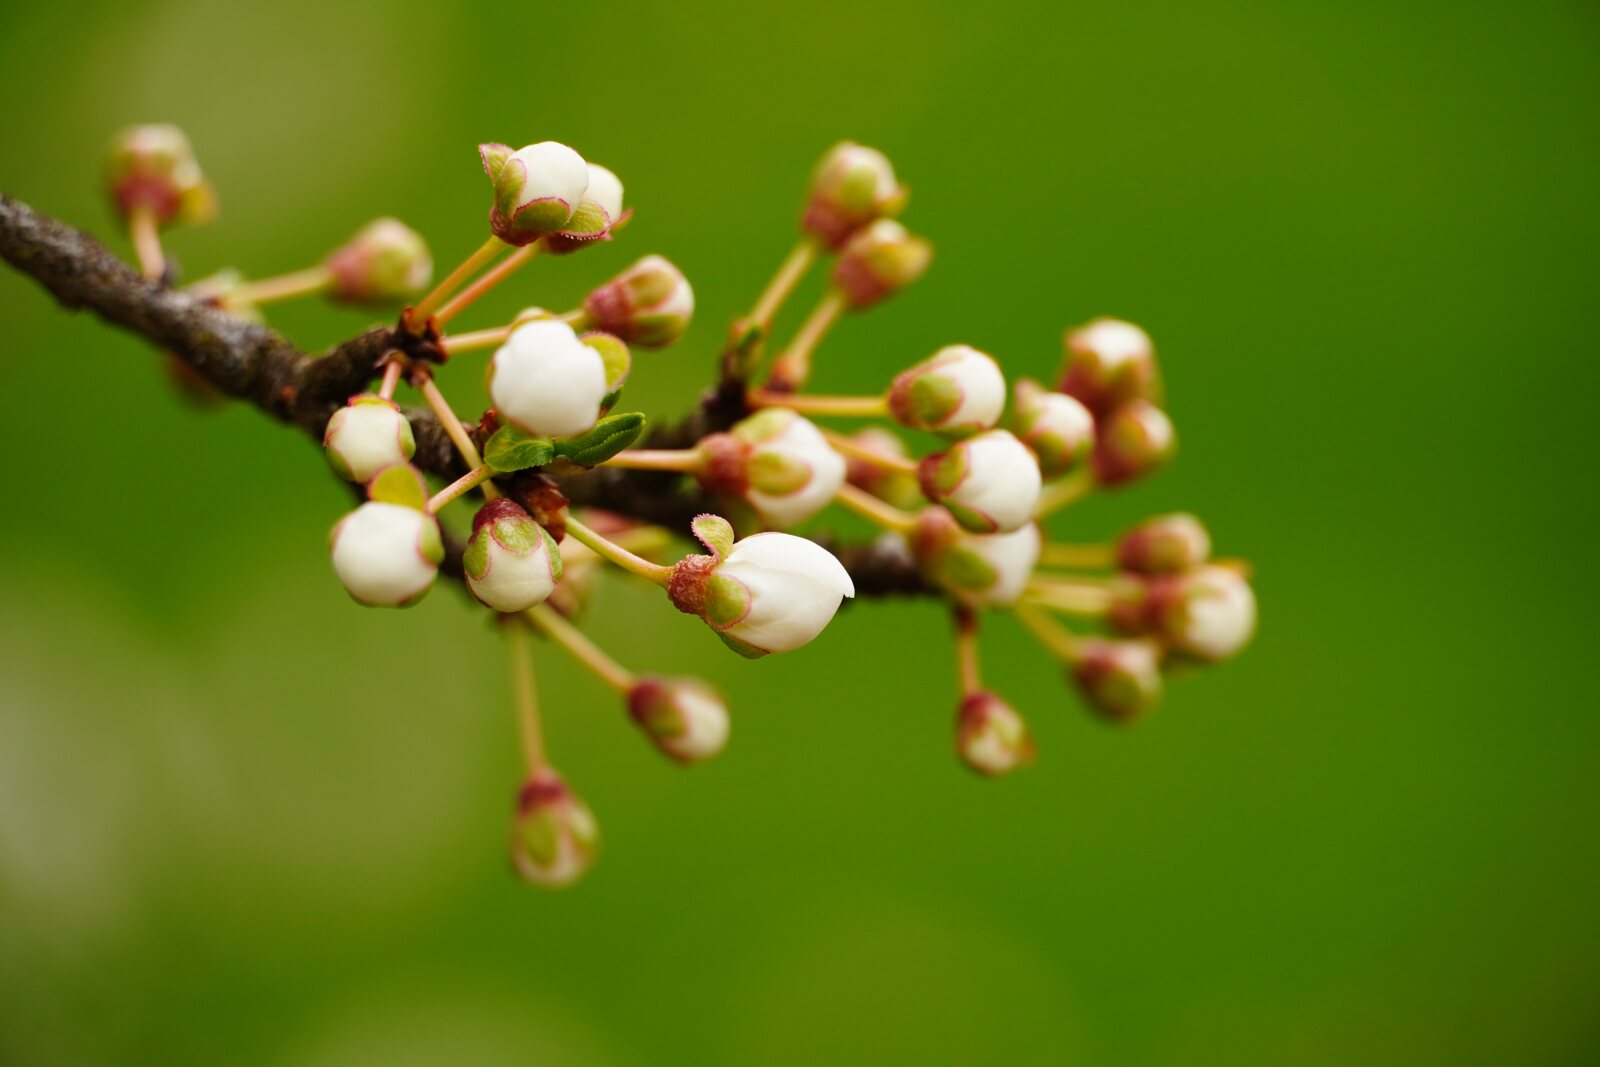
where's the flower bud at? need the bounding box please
[487,319,609,437]
[463,499,563,613]
[700,410,846,529]
[328,501,442,607]
[583,255,695,348]
[105,124,215,228]
[956,692,1035,777]
[843,428,924,511]
[1011,379,1095,478]
[544,163,626,254]
[669,524,855,657]
[1116,513,1211,575]
[832,220,932,309]
[1060,318,1163,414]
[1111,565,1257,662]
[323,395,417,482]
[510,768,599,888]
[626,676,730,763]
[481,140,590,245]
[1072,639,1164,723]
[1092,400,1177,486]
[918,429,1042,534]
[323,218,432,304]
[888,345,1006,436]
[803,141,906,248]
[912,508,1041,607]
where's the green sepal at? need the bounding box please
[484,426,555,472]
[937,545,999,593]
[908,373,962,427]
[551,411,646,467]
[717,631,768,659]
[479,143,514,182]
[463,527,491,580]
[367,464,429,511]
[691,514,735,559]
[702,574,752,628]
[555,198,611,239]
[748,450,811,495]
[581,332,632,391]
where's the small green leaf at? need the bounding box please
[552,411,646,467]
[367,464,429,510]
[484,425,555,472]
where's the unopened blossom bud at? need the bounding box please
[1111,564,1257,663]
[510,768,599,888]
[1059,317,1163,414]
[329,501,443,607]
[699,410,846,529]
[544,163,626,255]
[323,395,416,482]
[888,345,1006,436]
[464,499,563,613]
[105,123,215,227]
[1011,379,1095,478]
[918,429,1042,534]
[844,428,923,511]
[488,319,608,437]
[1073,639,1164,723]
[1092,400,1177,486]
[669,520,855,657]
[956,692,1035,777]
[803,141,907,248]
[583,255,695,348]
[1116,513,1211,575]
[832,220,932,309]
[912,508,1042,608]
[480,140,590,245]
[324,218,431,304]
[627,676,730,763]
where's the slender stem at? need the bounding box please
[440,325,511,354]
[954,607,982,696]
[563,514,673,586]
[749,238,819,330]
[1023,577,1114,616]
[747,388,888,418]
[561,307,593,330]
[1039,541,1115,569]
[404,235,506,332]
[377,355,405,400]
[821,427,918,474]
[599,448,705,473]
[1015,603,1086,662]
[415,372,500,500]
[1035,467,1096,518]
[526,603,636,693]
[434,243,540,327]
[767,289,847,389]
[504,620,546,773]
[226,264,332,307]
[427,465,493,513]
[835,482,919,533]
[127,207,164,281]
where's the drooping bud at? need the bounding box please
[1110,564,1257,663]
[323,395,417,482]
[918,429,1042,534]
[843,427,924,511]
[668,522,855,657]
[1116,513,1211,575]
[328,501,443,607]
[323,218,432,304]
[887,345,1006,436]
[510,768,599,889]
[1059,318,1163,414]
[480,141,590,245]
[463,499,563,613]
[803,141,907,248]
[1011,379,1095,478]
[105,123,215,227]
[1092,400,1176,486]
[1072,639,1164,723]
[583,255,695,348]
[911,508,1042,608]
[955,692,1036,777]
[544,163,627,254]
[487,319,609,437]
[626,676,730,763]
[832,220,932,309]
[698,410,846,529]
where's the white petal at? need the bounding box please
[962,522,1041,606]
[723,533,855,597]
[946,430,1042,532]
[330,503,437,606]
[584,163,624,220]
[509,141,589,211]
[489,320,608,437]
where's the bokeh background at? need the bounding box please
[2,0,1597,1063]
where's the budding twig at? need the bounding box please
[405,235,506,331]
[563,514,673,585]
[526,603,636,693]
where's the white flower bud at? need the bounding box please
[510,768,599,889]
[1115,513,1211,574]
[482,140,590,245]
[888,345,1006,436]
[464,499,563,613]
[918,429,1042,534]
[803,141,906,247]
[487,319,609,437]
[1111,564,1257,662]
[329,502,442,607]
[912,509,1041,607]
[1060,317,1162,414]
[832,219,932,309]
[627,677,730,763]
[701,410,846,529]
[105,123,215,227]
[324,218,432,304]
[1011,379,1095,478]
[1093,400,1176,486]
[323,395,416,482]
[583,255,695,348]
[1072,639,1164,723]
[956,692,1035,777]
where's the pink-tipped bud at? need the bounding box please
[324,218,432,305]
[480,140,590,245]
[105,124,215,228]
[887,345,1006,436]
[1072,639,1164,723]
[1116,513,1211,575]
[1060,318,1162,415]
[832,220,932,309]
[697,409,846,529]
[583,255,695,348]
[464,499,563,613]
[323,395,416,483]
[1110,564,1257,663]
[1092,401,1176,486]
[510,768,599,889]
[911,508,1042,608]
[918,429,1042,534]
[843,428,924,511]
[956,692,1035,777]
[802,141,907,248]
[1012,379,1095,478]
[627,677,730,763]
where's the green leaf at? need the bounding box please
[552,411,646,467]
[367,464,428,510]
[484,425,555,472]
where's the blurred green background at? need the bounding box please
[2,0,1597,1063]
